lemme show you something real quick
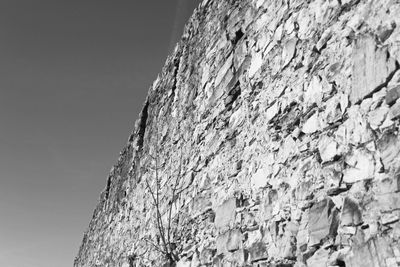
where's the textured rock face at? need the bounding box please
[75,0,400,266]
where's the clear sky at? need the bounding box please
[0,1,200,266]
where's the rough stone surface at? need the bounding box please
[75,0,400,266]
[215,198,237,231]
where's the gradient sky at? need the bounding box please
[0,1,200,266]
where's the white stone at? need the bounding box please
[340,93,349,114]
[343,150,375,183]
[278,136,297,163]
[264,39,277,55]
[323,95,341,123]
[282,38,297,67]
[249,51,263,77]
[251,168,270,189]
[316,28,332,51]
[302,112,321,134]
[254,0,265,9]
[176,259,191,267]
[343,105,374,145]
[273,24,284,42]
[360,98,373,113]
[266,101,280,122]
[368,106,389,130]
[318,135,338,162]
[307,247,330,267]
[351,35,397,104]
[201,63,210,87]
[256,32,271,52]
[381,213,399,225]
[229,107,245,128]
[339,226,357,235]
[347,13,363,31]
[380,112,394,129]
[214,53,233,86]
[297,8,312,39]
[284,16,295,35]
[305,76,324,107]
[246,229,262,247]
[388,70,400,87]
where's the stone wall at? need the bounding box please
[74,0,400,266]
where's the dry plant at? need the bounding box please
[143,118,188,266]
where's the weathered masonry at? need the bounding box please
[75,0,400,266]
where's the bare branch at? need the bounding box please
[142,109,190,264]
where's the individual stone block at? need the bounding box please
[377,22,396,43]
[308,198,339,246]
[176,259,191,267]
[318,135,338,162]
[276,231,297,259]
[306,247,330,267]
[248,242,268,263]
[368,106,389,130]
[249,51,263,77]
[316,28,332,52]
[261,189,278,220]
[216,232,229,255]
[295,181,313,201]
[381,213,399,225]
[227,229,243,252]
[215,53,233,86]
[227,249,247,266]
[375,173,400,194]
[389,99,400,120]
[302,112,322,134]
[342,149,375,183]
[215,198,237,231]
[341,105,374,145]
[341,197,362,226]
[282,38,297,67]
[386,85,400,106]
[377,192,400,212]
[297,226,309,252]
[304,76,324,107]
[191,194,212,215]
[351,34,397,104]
[265,101,280,123]
[339,226,357,235]
[377,132,400,172]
